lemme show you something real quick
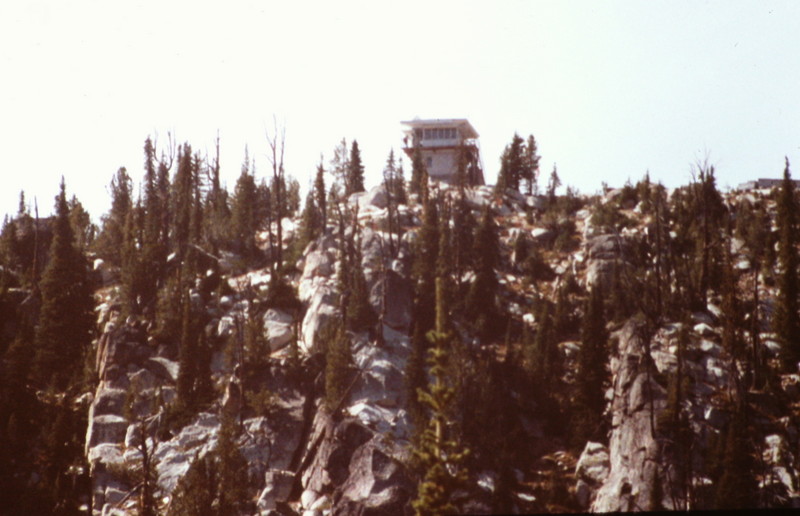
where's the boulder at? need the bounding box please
[576,442,610,486]
[301,287,338,353]
[258,469,295,511]
[86,415,128,449]
[532,227,555,243]
[337,436,412,513]
[91,388,127,417]
[587,234,629,260]
[145,357,179,383]
[358,184,389,210]
[87,443,124,471]
[302,249,335,280]
[464,188,491,210]
[264,309,294,352]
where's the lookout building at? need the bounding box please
[401,118,484,186]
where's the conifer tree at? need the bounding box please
[495,133,525,193]
[314,159,327,231]
[31,180,94,390]
[345,231,376,332]
[68,195,94,252]
[774,158,800,372]
[721,223,744,360]
[172,144,195,260]
[412,192,440,335]
[714,407,757,509]
[230,156,259,266]
[169,411,250,515]
[120,203,145,316]
[175,288,197,412]
[324,322,353,411]
[411,278,470,516]
[466,205,501,342]
[409,144,427,198]
[523,134,541,195]
[141,137,169,306]
[329,138,350,194]
[298,187,321,251]
[570,286,609,448]
[346,140,365,196]
[95,166,132,265]
[547,164,561,208]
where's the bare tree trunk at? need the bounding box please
[266,117,286,271]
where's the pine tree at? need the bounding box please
[465,205,501,342]
[175,287,197,412]
[141,137,169,308]
[329,137,350,195]
[411,278,470,516]
[120,203,145,316]
[324,322,353,412]
[412,192,440,335]
[230,156,259,267]
[409,144,427,198]
[95,166,132,265]
[205,134,231,251]
[346,140,365,196]
[31,180,94,390]
[570,286,609,448]
[495,133,525,193]
[774,157,800,372]
[714,407,757,509]
[314,159,327,231]
[522,134,541,195]
[169,412,250,515]
[172,144,195,259]
[298,184,322,251]
[68,195,94,251]
[547,164,561,208]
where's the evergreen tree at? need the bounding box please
[774,158,800,372]
[329,137,350,195]
[314,159,327,231]
[345,235,376,332]
[409,144,427,198]
[714,407,757,509]
[495,133,525,193]
[546,164,561,207]
[230,155,260,266]
[175,287,198,412]
[346,140,365,196]
[324,322,353,412]
[465,205,502,342]
[522,134,541,195]
[570,286,609,448]
[411,278,470,516]
[172,144,196,259]
[120,203,145,316]
[141,137,169,308]
[68,195,95,252]
[31,180,94,390]
[298,184,322,250]
[169,412,250,515]
[204,134,231,254]
[95,166,132,265]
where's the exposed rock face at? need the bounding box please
[592,321,666,512]
[585,234,631,290]
[575,441,610,508]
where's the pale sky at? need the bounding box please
[1,0,799,220]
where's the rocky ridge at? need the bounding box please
[84,182,800,514]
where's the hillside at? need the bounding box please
[2,148,800,514]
